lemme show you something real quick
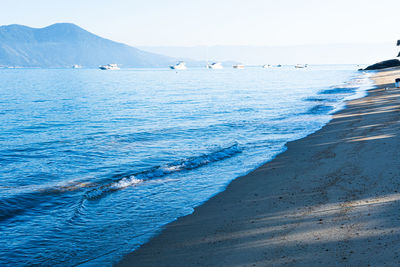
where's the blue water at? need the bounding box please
[0,66,372,266]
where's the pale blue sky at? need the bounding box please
[1,0,399,47]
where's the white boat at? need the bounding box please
[72,64,82,69]
[295,64,308,69]
[99,63,120,70]
[170,61,187,70]
[262,64,271,68]
[233,64,245,69]
[207,62,223,69]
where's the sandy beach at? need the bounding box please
[118,69,400,266]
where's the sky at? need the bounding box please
[1,0,400,47]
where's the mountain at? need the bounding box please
[0,23,177,68]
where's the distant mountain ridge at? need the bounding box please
[0,23,177,68]
[140,44,398,65]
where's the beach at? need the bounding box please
[118,68,400,266]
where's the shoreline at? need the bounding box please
[118,69,400,266]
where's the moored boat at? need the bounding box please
[207,62,223,69]
[170,61,187,70]
[295,64,308,69]
[233,64,245,69]
[99,63,120,70]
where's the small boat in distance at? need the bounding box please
[233,64,245,69]
[72,64,82,69]
[170,61,187,70]
[295,64,308,69]
[207,62,223,69]
[99,64,120,70]
[262,64,271,68]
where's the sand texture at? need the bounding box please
[118,69,400,266]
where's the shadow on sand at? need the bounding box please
[118,82,400,266]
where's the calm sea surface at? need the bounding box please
[0,66,371,265]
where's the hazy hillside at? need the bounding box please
[139,43,399,65]
[0,23,176,68]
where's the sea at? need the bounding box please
[0,65,372,266]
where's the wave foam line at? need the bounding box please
[84,144,242,200]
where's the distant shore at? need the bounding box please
[118,68,400,266]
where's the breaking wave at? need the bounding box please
[303,96,338,102]
[318,87,357,95]
[306,104,335,115]
[0,144,242,221]
[84,144,242,200]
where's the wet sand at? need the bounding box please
[118,69,400,266]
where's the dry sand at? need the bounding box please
[118,69,400,266]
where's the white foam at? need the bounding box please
[85,144,242,201]
[110,176,143,189]
[162,165,183,172]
